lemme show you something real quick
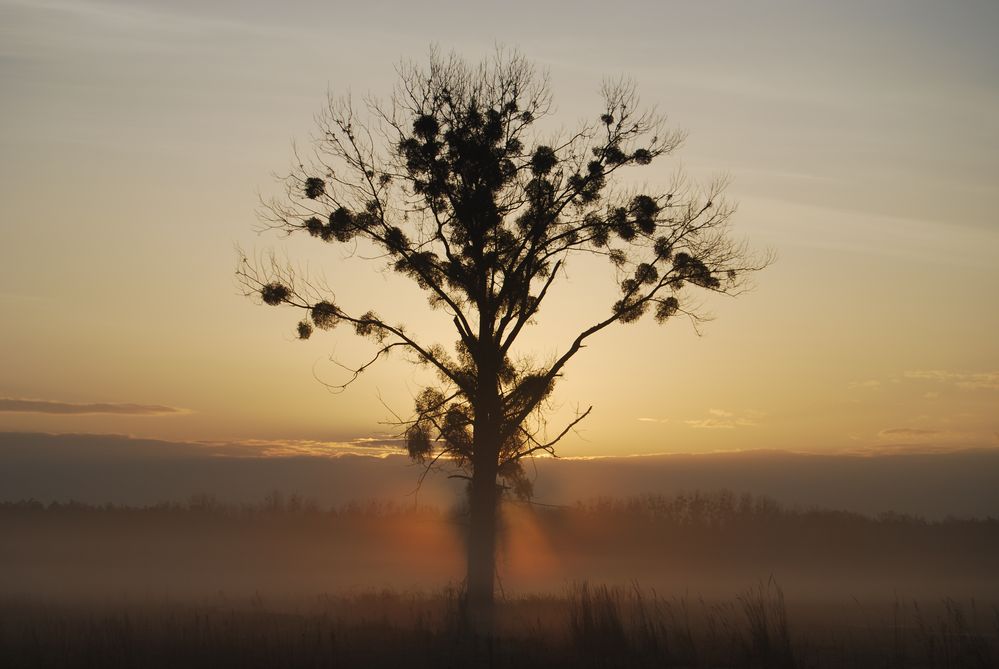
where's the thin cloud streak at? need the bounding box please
[874,426,998,448]
[686,419,736,430]
[218,437,404,458]
[0,399,184,416]
[878,428,940,439]
[904,370,999,390]
[5,0,270,38]
[686,409,763,430]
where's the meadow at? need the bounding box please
[2,492,997,667]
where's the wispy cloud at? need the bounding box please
[686,409,763,430]
[224,437,403,458]
[637,417,669,424]
[0,431,407,460]
[904,370,999,390]
[841,442,985,456]
[849,379,882,390]
[0,399,184,416]
[878,427,940,439]
[5,0,268,38]
[875,426,999,448]
[686,419,736,430]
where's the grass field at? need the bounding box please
[2,584,997,668]
[2,493,997,667]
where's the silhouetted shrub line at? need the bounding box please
[3,489,996,525]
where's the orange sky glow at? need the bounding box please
[1,0,996,458]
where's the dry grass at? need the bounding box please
[2,585,997,668]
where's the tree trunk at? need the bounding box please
[467,307,501,636]
[466,447,498,635]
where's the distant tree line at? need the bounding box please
[3,489,995,527]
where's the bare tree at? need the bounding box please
[237,48,769,632]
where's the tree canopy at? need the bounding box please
[240,50,762,480]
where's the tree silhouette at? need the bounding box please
[237,49,768,632]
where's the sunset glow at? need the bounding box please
[2,1,996,462]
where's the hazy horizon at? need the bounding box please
[3,431,997,519]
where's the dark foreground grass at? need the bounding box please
[2,582,997,669]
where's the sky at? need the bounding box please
[1,0,997,459]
